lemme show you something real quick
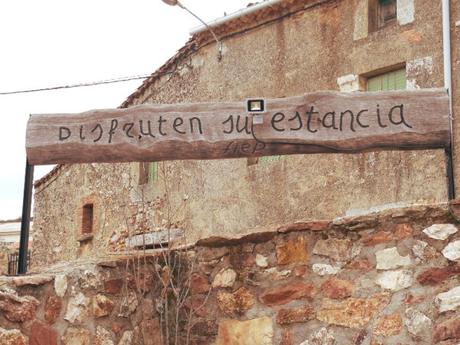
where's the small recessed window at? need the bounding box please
[247,155,281,166]
[369,0,397,32]
[367,68,406,91]
[259,155,281,163]
[82,204,94,234]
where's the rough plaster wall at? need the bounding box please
[353,0,368,41]
[135,0,447,243]
[32,0,451,267]
[32,163,138,267]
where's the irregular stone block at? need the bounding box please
[30,321,58,345]
[255,254,268,268]
[62,328,91,345]
[50,275,66,299]
[212,268,237,288]
[423,224,458,240]
[118,331,134,345]
[417,265,460,286]
[404,293,426,305]
[412,240,428,261]
[376,270,413,291]
[393,223,413,240]
[185,294,209,317]
[94,326,114,345]
[191,320,219,336]
[312,263,341,276]
[64,292,90,324]
[216,317,273,345]
[397,0,415,25]
[299,327,336,345]
[276,237,308,265]
[259,282,316,306]
[345,259,373,271]
[375,247,411,270]
[93,294,115,318]
[320,278,353,299]
[199,247,229,262]
[337,74,362,92]
[434,318,460,343]
[442,241,460,261]
[118,291,138,318]
[190,273,210,294]
[317,293,390,328]
[0,327,28,345]
[436,286,460,313]
[276,304,315,325]
[127,271,154,293]
[104,278,123,295]
[141,319,162,345]
[361,231,393,246]
[0,291,40,323]
[13,274,53,287]
[404,308,432,336]
[280,330,293,345]
[293,265,308,277]
[257,267,291,281]
[44,295,62,324]
[313,238,352,262]
[374,313,402,336]
[217,287,255,316]
[255,241,275,255]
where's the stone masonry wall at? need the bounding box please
[31,0,455,268]
[2,204,460,344]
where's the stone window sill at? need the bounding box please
[77,234,94,243]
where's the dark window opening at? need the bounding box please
[369,0,397,32]
[134,242,168,250]
[82,203,94,234]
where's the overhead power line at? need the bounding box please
[0,74,151,96]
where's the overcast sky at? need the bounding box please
[0,0,251,220]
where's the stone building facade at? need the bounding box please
[31,0,460,268]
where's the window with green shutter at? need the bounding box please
[259,155,281,163]
[138,162,158,184]
[149,162,158,182]
[367,68,406,91]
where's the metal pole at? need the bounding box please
[442,0,455,200]
[18,159,34,275]
[446,146,456,200]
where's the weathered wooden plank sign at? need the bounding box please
[26,89,450,165]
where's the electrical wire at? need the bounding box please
[0,74,151,96]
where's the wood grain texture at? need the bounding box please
[26,89,450,165]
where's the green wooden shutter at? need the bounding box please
[259,155,281,163]
[367,68,406,91]
[149,162,158,182]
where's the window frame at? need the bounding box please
[369,0,397,33]
[81,203,94,235]
[365,66,407,92]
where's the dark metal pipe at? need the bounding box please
[446,146,456,201]
[18,159,34,275]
